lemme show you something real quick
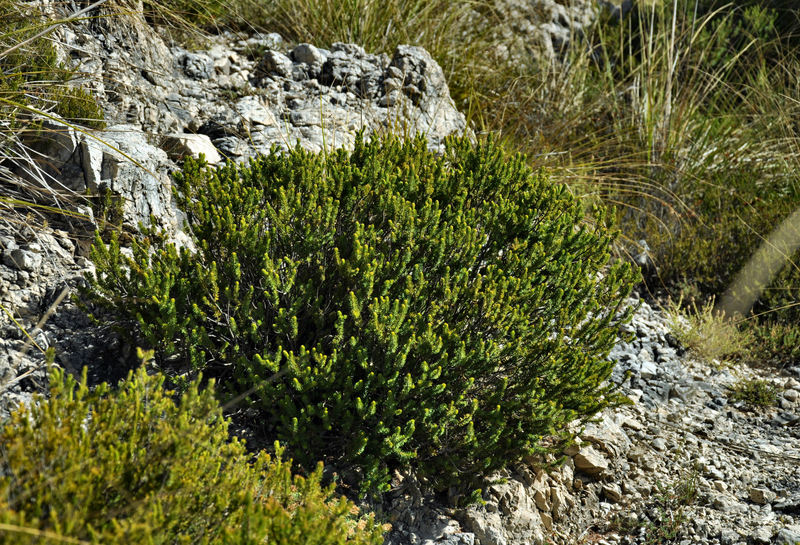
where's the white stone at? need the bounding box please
[292,43,327,65]
[582,413,631,457]
[162,133,222,164]
[3,249,42,272]
[235,95,276,127]
[775,525,800,545]
[602,483,623,503]
[573,445,609,475]
[640,359,658,380]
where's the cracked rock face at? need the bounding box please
[18,10,467,235]
[0,220,130,421]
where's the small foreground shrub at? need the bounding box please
[85,135,638,494]
[639,470,699,545]
[0,359,383,545]
[745,321,800,369]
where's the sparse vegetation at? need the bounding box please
[612,469,700,545]
[667,296,752,364]
[1,0,106,234]
[640,471,699,544]
[728,377,778,408]
[0,1,106,130]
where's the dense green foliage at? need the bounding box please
[85,135,638,494]
[0,360,384,545]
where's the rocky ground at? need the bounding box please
[2,2,800,544]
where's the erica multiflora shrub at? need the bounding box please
[0,362,383,545]
[85,135,637,494]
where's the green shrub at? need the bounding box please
[52,86,106,130]
[84,135,638,494]
[728,377,778,408]
[746,321,800,368]
[0,358,384,545]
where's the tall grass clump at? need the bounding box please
[0,0,106,233]
[514,1,800,366]
[0,0,106,136]
[601,3,800,354]
[0,359,384,544]
[667,296,751,364]
[84,134,638,495]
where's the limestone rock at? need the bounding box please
[459,480,545,545]
[581,413,631,457]
[601,483,623,503]
[179,51,214,80]
[16,116,84,191]
[775,525,800,545]
[291,43,327,67]
[162,133,222,164]
[749,487,776,505]
[254,50,293,80]
[3,249,42,272]
[486,0,598,62]
[81,124,177,232]
[573,446,609,476]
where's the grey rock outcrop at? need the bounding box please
[485,0,598,62]
[57,14,466,159]
[0,220,126,421]
[81,124,178,231]
[11,8,466,236]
